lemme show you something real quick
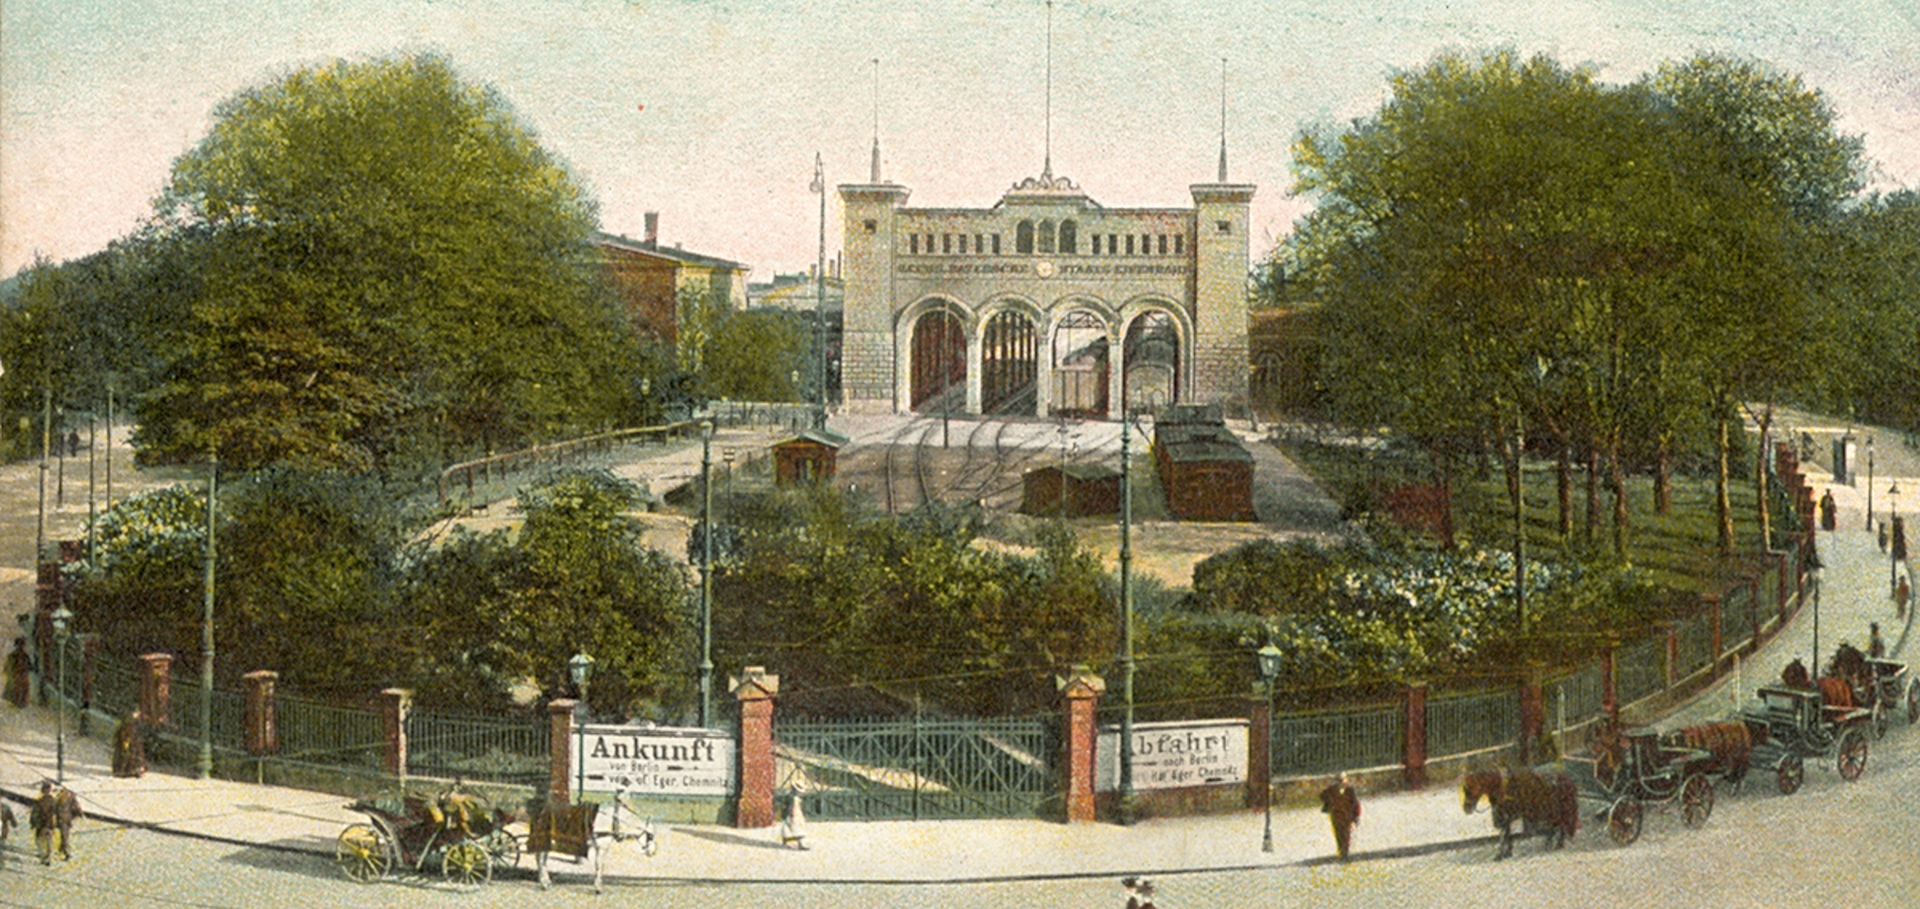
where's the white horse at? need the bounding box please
[528,791,656,892]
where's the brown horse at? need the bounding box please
[1659,721,1760,788]
[1461,768,1579,859]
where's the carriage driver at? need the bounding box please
[437,777,482,839]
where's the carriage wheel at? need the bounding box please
[442,841,492,886]
[1872,702,1889,740]
[1837,728,1868,781]
[335,823,392,883]
[1679,775,1714,829]
[1906,683,1919,724]
[1606,798,1643,846]
[1776,754,1804,795]
[484,830,521,871]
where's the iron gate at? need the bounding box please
[775,713,1055,820]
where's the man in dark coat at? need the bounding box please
[32,781,81,864]
[113,709,148,778]
[1319,772,1362,860]
[1819,489,1837,530]
[4,638,31,709]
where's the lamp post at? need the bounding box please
[199,451,218,779]
[723,448,737,520]
[52,605,72,784]
[568,650,594,802]
[1117,410,1136,824]
[699,420,715,727]
[1256,640,1282,853]
[1890,482,1903,597]
[810,152,828,422]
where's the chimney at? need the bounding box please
[644,212,660,246]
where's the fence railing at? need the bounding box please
[1424,689,1517,760]
[277,693,386,767]
[407,709,549,786]
[1272,702,1403,776]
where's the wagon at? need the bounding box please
[1571,726,1716,846]
[1740,684,1871,794]
[1862,658,1920,737]
[334,790,520,886]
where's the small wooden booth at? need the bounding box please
[1022,463,1121,517]
[773,428,849,484]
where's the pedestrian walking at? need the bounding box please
[113,709,148,778]
[31,780,81,865]
[1897,575,1911,619]
[1121,876,1157,909]
[1880,521,1890,553]
[1870,623,1886,660]
[1894,516,1909,562]
[5,637,31,708]
[1819,489,1837,531]
[1319,771,1362,861]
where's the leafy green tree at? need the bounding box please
[137,53,640,470]
[702,308,815,403]
[406,469,693,716]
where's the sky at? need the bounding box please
[2,0,1916,281]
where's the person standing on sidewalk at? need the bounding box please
[31,780,81,865]
[113,709,148,777]
[1319,772,1362,861]
[1870,623,1886,659]
[1820,489,1837,530]
[5,638,31,708]
[1897,575,1911,620]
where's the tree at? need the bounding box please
[138,53,641,470]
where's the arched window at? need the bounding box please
[1017,220,1035,254]
[1059,220,1077,254]
[1038,220,1056,254]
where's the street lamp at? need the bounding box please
[568,650,596,715]
[1256,640,1282,853]
[52,605,72,784]
[811,152,828,422]
[698,420,715,727]
[199,450,217,780]
[723,448,737,520]
[1117,409,1137,825]
[1890,482,1903,597]
[568,649,594,802]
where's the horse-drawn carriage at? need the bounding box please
[1572,725,1724,846]
[1862,658,1919,737]
[1740,683,1871,794]
[334,788,520,886]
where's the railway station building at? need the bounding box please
[837,156,1254,419]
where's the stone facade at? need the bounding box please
[838,169,1253,417]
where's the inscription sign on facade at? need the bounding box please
[572,723,735,796]
[892,261,1193,278]
[1095,718,1248,792]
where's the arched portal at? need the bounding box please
[981,310,1037,416]
[910,308,967,412]
[1051,310,1110,419]
[1123,310,1180,414]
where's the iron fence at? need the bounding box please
[1616,634,1666,705]
[168,673,247,751]
[1546,663,1604,729]
[1271,702,1402,776]
[776,713,1053,821]
[407,709,549,785]
[91,657,141,719]
[1424,689,1516,759]
[1723,582,1758,655]
[1675,611,1716,680]
[276,693,386,767]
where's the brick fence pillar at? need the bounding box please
[732,666,780,829]
[1775,551,1792,622]
[140,653,174,727]
[1403,683,1428,789]
[1517,670,1545,762]
[548,699,577,806]
[379,688,411,778]
[242,671,279,755]
[1057,667,1105,823]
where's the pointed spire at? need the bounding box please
[1216,57,1229,182]
[869,58,883,182]
[1043,0,1054,180]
